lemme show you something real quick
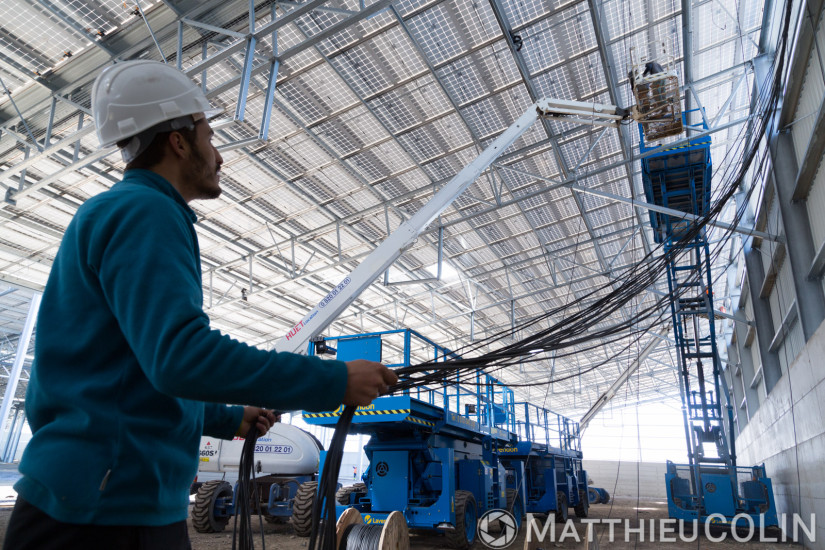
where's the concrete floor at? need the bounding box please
[177,496,804,549]
[0,464,806,549]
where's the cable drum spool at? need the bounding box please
[336,508,409,550]
[341,525,383,550]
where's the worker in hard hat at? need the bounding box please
[3,59,397,550]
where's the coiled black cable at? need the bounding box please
[308,406,356,550]
[340,524,384,550]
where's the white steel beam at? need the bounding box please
[272,103,544,353]
[0,293,40,461]
[579,325,669,430]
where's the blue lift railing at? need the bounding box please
[640,110,777,528]
[307,329,516,436]
[511,402,582,455]
[307,329,577,457]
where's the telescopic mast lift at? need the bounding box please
[271,97,631,355]
[629,43,778,530]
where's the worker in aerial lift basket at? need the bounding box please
[3,60,398,550]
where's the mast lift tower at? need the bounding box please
[632,43,778,531]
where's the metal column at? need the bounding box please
[768,133,825,340]
[743,246,783,392]
[732,307,761,418]
[0,293,41,462]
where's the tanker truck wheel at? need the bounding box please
[291,480,317,537]
[192,480,233,533]
[588,486,599,504]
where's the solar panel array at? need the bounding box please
[0,0,763,415]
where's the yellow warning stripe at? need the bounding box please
[303,409,411,419]
[407,417,436,427]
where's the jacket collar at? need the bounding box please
[121,169,197,223]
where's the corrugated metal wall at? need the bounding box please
[781,319,805,372]
[743,290,764,402]
[800,4,825,254]
[790,11,825,167]
[778,259,797,323]
[791,5,825,320]
[774,260,804,372]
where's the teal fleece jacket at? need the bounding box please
[16,170,347,526]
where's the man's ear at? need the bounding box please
[167,130,189,159]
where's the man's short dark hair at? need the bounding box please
[120,125,198,171]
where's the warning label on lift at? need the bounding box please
[304,408,410,418]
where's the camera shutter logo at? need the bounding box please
[478,509,518,548]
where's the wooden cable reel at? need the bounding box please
[335,508,410,550]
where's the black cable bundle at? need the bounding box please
[307,406,356,550]
[388,14,792,394]
[233,425,266,550]
[304,2,795,544]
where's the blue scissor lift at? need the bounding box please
[302,329,596,547]
[303,329,517,549]
[640,112,778,529]
[497,402,590,522]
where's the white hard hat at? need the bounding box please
[92,59,221,160]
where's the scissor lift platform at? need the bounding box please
[302,329,517,548]
[639,112,712,244]
[496,402,589,520]
[303,394,513,445]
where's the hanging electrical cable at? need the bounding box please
[307,406,356,550]
[301,4,792,546]
[233,425,266,550]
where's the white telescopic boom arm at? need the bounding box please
[535,98,628,128]
[272,99,627,354]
